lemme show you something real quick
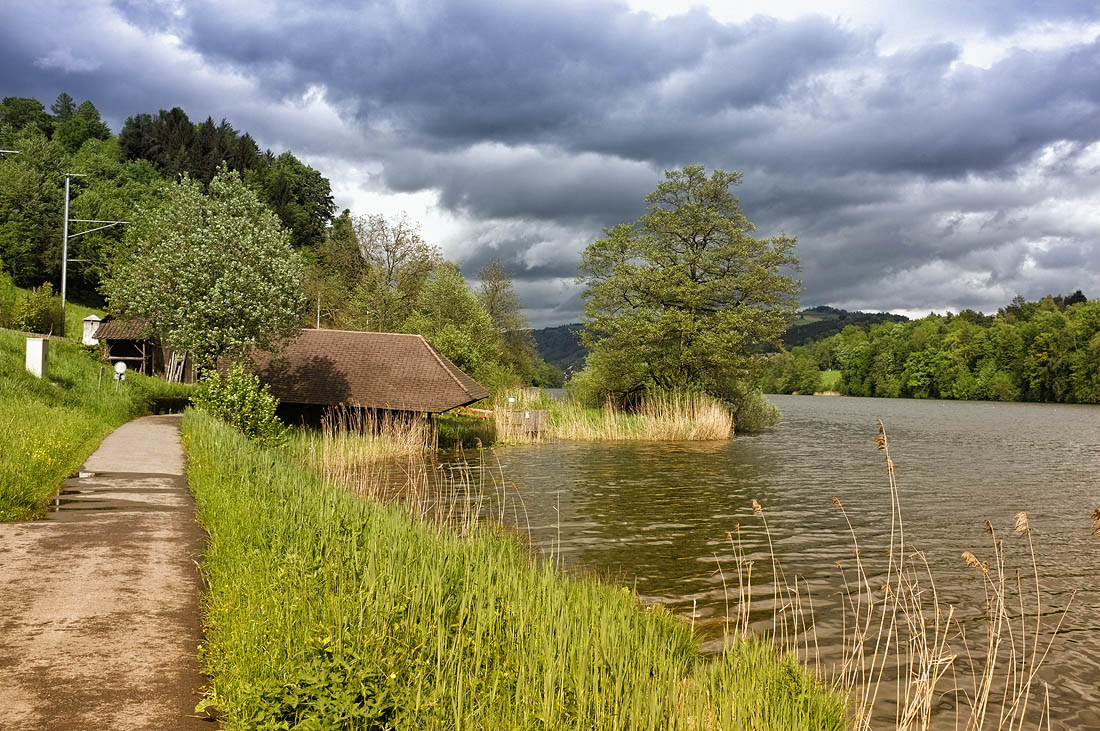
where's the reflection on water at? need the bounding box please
[476,395,1100,729]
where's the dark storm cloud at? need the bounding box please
[2,0,1099,322]
[140,0,1100,180]
[381,146,656,223]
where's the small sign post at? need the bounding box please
[114,361,127,393]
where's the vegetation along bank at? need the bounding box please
[183,409,847,729]
[761,291,1100,402]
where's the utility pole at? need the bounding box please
[0,149,20,157]
[59,172,127,338]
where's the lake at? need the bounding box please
[484,395,1100,729]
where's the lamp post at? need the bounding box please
[59,173,127,338]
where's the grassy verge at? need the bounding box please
[183,409,847,730]
[0,329,192,521]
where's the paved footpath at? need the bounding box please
[0,414,212,730]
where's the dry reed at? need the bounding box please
[292,405,530,531]
[290,405,434,497]
[725,421,1075,731]
[540,391,733,442]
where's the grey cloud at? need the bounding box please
[382,146,656,223]
[2,0,1099,324]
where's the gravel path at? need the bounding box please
[0,414,211,730]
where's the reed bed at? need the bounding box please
[191,395,1076,729]
[288,406,435,494]
[494,389,733,444]
[184,409,847,729]
[728,422,1074,731]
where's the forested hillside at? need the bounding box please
[532,323,587,375]
[0,94,334,305]
[0,93,556,390]
[532,306,907,377]
[761,292,1100,403]
[783,305,908,347]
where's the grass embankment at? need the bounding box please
[0,329,191,521]
[493,390,733,444]
[62,300,105,342]
[184,410,847,730]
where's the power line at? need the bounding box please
[60,173,128,338]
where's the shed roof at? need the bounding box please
[93,319,152,340]
[243,329,490,413]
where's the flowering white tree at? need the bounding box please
[104,165,305,370]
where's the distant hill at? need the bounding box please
[781,306,908,347]
[532,323,587,374]
[532,307,908,372]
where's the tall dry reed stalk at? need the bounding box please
[728,421,1075,731]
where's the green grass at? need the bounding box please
[0,329,192,521]
[183,409,848,730]
[819,370,842,392]
[62,299,105,342]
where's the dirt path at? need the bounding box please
[0,414,211,730]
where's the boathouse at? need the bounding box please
[241,328,490,420]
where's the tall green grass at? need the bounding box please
[183,410,847,730]
[0,329,192,520]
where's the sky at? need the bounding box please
[2,0,1099,327]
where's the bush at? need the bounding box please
[729,386,780,433]
[190,363,286,447]
[12,282,63,335]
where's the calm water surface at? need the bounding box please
[484,396,1100,729]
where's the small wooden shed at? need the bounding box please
[92,319,194,382]
[240,329,490,420]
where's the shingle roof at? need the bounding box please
[243,329,491,413]
[92,319,152,340]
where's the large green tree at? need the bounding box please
[348,212,441,332]
[54,100,111,153]
[50,93,76,121]
[0,97,53,136]
[0,128,65,286]
[251,151,335,248]
[404,263,502,382]
[103,166,305,369]
[303,209,362,327]
[477,258,539,380]
[578,165,800,403]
